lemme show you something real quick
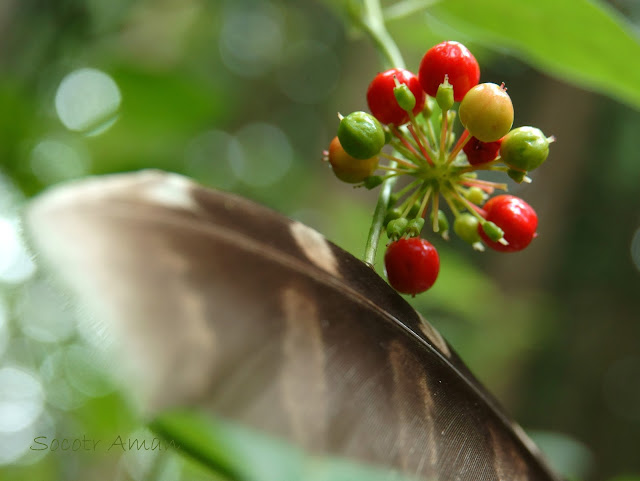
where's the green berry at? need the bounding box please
[507,169,527,183]
[338,111,385,159]
[363,175,384,189]
[383,207,402,226]
[436,76,454,112]
[337,112,384,159]
[407,218,425,236]
[454,213,481,244]
[408,200,421,219]
[481,220,504,242]
[459,83,513,142]
[386,218,409,240]
[500,126,550,172]
[394,83,417,113]
[466,187,486,205]
[421,96,435,119]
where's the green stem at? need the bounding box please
[356,0,405,266]
[400,185,425,218]
[452,186,487,222]
[379,152,419,168]
[417,186,432,218]
[358,0,406,70]
[383,0,441,22]
[441,191,461,217]
[393,178,422,201]
[431,192,440,231]
[389,139,421,163]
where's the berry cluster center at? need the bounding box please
[323,41,553,295]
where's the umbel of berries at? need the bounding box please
[323,39,553,295]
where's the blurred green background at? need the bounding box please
[0,0,639,480]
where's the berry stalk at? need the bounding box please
[357,0,407,266]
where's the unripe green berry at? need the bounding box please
[407,218,425,236]
[422,97,435,119]
[466,187,486,205]
[459,83,513,142]
[436,77,454,112]
[387,218,409,240]
[363,175,384,189]
[481,220,504,242]
[454,213,481,244]
[507,169,527,183]
[408,200,421,219]
[500,126,550,172]
[394,83,416,113]
[383,207,402,226]
[338,111,385,159]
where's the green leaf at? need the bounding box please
[150,410,420,481]
[428,0,640,109]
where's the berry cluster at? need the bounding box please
[323,41,554,296]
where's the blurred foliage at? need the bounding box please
[0,0,639,480]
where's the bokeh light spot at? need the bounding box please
[231,123,292,187]
[30,138,90,184]
[184,130,241,190]
[219,2,283,77]
[64,345,114,398]
[0,423,39,466]
[0,218,36,285]
[277,42,340,104]
[55,68,121,135]
[40,350,87,411]
[17,280,76,344]
[0,366,44,433]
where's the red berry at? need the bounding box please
[418,41,480,102]
[384,238,440,295]
[367,68,426,125]
[478,195,538,252]
[463,136,503,165]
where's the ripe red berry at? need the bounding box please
[384,237,440,295]
[478,195,538,252]
[418,41,480,102]
[367,68,426,125]
[463,136,503,165]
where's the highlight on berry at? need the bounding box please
[322,40,554,295]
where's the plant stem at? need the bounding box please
[431,193,440,231]
[379,152,419,168]
[447,129,470,163]
[357,0,405,266]
[407,124,434,166]
[383,0,440,22]
[358,0,405,70]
